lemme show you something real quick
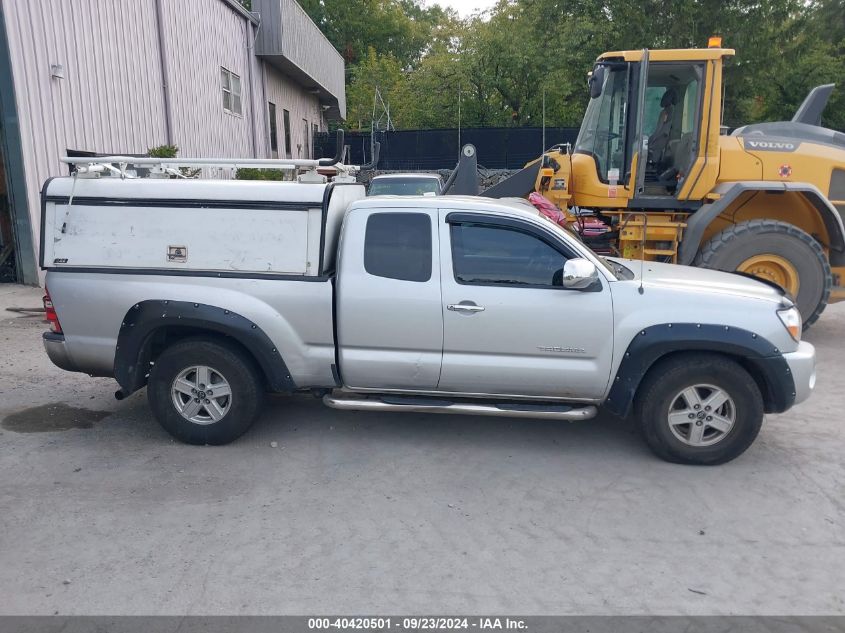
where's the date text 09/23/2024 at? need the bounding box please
[308,617,527,630]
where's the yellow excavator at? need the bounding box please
[467,39,845,327]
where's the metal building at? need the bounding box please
[0,0,346,285]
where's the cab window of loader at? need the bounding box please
[681,80,699,134]
[642,63,704,189]
[574,66,629,183]
[643,87,667,137]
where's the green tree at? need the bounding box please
[297,0,453,69]
[308,0,845,132]
[344,48,408,130]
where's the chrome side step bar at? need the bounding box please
[322,394,598,421]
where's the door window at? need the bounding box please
[364,213,432,282]
[643,63,704,176]
[450,224,568,287]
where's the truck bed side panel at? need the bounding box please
[45,271,336,387]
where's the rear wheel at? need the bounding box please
[635,354,764,465]
[147,338,264,445]
[693,219,831,328]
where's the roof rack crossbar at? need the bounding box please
[61,156,319,169]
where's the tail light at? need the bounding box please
[43,288,63,334]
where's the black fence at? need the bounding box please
[315,127,580,171]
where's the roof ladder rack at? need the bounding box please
[60,130,355,182]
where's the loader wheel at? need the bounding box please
[693,219,831,328]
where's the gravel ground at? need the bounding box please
[0,283,843,615]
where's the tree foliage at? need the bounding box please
[301,0,845,131]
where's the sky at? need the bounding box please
[429,0,498,18]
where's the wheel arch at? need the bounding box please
[114,300,297,397]
[679,181,845,267]
[605,323,795,418]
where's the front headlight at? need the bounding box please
[777,306,802,341]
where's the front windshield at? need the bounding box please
[368,178,440,196]
[574,65,629,182]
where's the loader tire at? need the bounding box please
[693,219,831,328]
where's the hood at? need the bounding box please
[607,258,787,304]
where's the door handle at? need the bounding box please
[447,303,485,313]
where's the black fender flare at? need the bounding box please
[604,323,795,418]
[114,300,296,396]
[678,181,845,266]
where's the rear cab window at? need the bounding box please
[364,213,432,282]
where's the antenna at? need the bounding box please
[370,87,394,169]
[458,82,462,150]
[617,212,648,294]
[542,88,546,152]
[638,212,647,294]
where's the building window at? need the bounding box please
[268,102,278,158]
[282,109,292,158]
[221,67,242,115]
[303,119,310,159]
[312,122,319,158]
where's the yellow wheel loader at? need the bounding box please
[468,42,845,327]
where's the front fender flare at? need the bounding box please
[604,323,795,418]
[114,300,296,396]
[679,181,845,266]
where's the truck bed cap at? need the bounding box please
[45,177,328,206]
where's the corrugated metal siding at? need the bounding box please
[253,0,345,118]
[3,0,341,277]
[263,63,325,159]
[160,0,257,158]
[3,0,168,271]
[278,0,345,112]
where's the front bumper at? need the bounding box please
[43,332,80,373]
[783,341,816,406]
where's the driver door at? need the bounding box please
[437,210,614,400]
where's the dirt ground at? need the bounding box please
[0,283,843,615]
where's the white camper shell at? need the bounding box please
[41,178,366,277]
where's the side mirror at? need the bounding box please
[562,258,599,290]
[588,65,606,99]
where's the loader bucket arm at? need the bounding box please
[480,159,542,199]
[442,145,480,196]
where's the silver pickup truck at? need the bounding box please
[40,175,815,464]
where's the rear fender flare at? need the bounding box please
[114,300,296,396]
[604,323,795,418]
[679,181,845,266]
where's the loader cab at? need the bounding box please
[572,47,732,207]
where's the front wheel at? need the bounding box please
[693,219,831,328]
[147,338,264,445]
[635,354,764,465]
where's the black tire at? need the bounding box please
[693,219,831,328]
[147,337,264,445]
[635,353,764,465]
